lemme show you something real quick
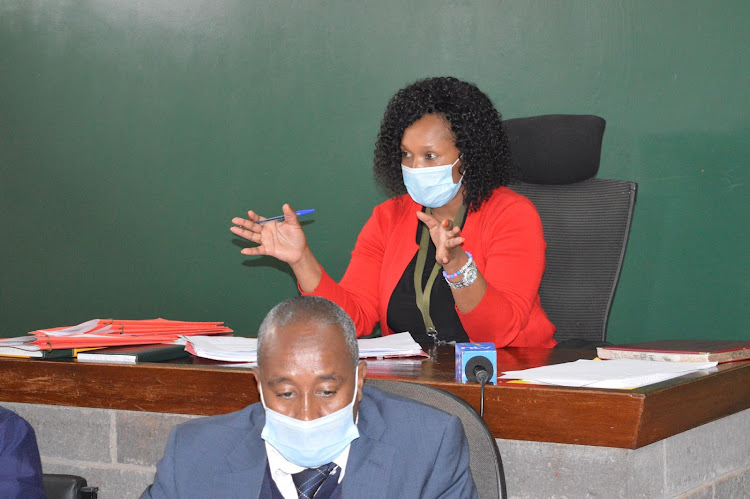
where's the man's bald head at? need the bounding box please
[256,296,359,369]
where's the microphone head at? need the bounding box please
[465,356,494,382]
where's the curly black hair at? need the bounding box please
[373,76,513,212]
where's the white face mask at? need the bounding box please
[259,370,360,468]
[401,157,463,208]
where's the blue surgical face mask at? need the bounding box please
[401,157,463,208]
[259,370,360,468]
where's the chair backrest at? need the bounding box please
[365,378,505,499]
[43,474,98,499]
[504,115,637,343]
[510,179,636,343]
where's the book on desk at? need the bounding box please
[597,339,750,363]
[76,344,189,364]
[0,346,102,360]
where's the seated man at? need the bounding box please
[0,406,46,499]
[142,296,477,498]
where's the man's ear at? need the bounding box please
[356,361,367,403]
[251,367,262,397]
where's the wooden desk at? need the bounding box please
[2,347,748,449]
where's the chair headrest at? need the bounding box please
[503,114,606,184]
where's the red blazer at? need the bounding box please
[303,187,556,347]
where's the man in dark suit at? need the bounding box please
[142,296,476,498]
[0,406,46,499]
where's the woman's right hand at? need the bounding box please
[230,203,308,265]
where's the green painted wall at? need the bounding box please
[1,1,747,341]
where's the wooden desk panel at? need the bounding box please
[636,361,750,447]
[1,359,259,415]
[1,348,748,449]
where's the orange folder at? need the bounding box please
[25,319,233,351]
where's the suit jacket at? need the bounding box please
[0,406,45,499]
[142,386,477,498]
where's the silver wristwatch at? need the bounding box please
[446,259,478,289]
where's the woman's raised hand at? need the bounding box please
[415,211,466,269]
[231,204,309,265]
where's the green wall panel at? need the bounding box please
[1,1,747,341]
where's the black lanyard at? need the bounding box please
[413,204,467,344]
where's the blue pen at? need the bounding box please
[256,209,316,224]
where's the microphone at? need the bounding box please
[466,355,494,384]
[455,343,497,384]
[455,343,497,418]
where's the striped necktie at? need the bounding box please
[292,462,339,499]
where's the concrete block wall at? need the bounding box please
[2,402,199,499]
[2,402,748,498]
[498,408,750,498]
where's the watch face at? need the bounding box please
[447,260,478,289]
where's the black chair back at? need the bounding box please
[505,115,637,343]
[43,474,98,499]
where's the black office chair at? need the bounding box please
[366,378,506,499]
[42,474,98,499]
[505,114,637,345]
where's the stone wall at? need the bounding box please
[3,402,198,498]
[3,402,748,498]
[497,408,750,498]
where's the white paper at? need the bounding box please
[498,358,718,389]
[213,362,258,369]
[0,345,44,357]
[185,332,425,363]
[37,319,104,336]
[0,343,41,351]
[358,332,425,358]
[187,336,258,362]
[0,336,39,347]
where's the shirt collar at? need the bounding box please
[265,442,351,488]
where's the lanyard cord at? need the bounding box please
[413,204,467,344]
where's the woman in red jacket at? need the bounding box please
[231,77,556,348]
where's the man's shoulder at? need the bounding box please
[351,384,476,496]
[0,406,33,434]
[0,405,21,424]
[172,403,263,441]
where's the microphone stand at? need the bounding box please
[474,367,489,418]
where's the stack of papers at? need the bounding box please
[186,336,258,362]
[185,332,426,363]
[498,358,718,389]
[359,333,427,359]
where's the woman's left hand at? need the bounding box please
[415,211,466,269]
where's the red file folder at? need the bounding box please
[18,319,232,351]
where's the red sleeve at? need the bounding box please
[300,204,390,337]
[457,193,555,347]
